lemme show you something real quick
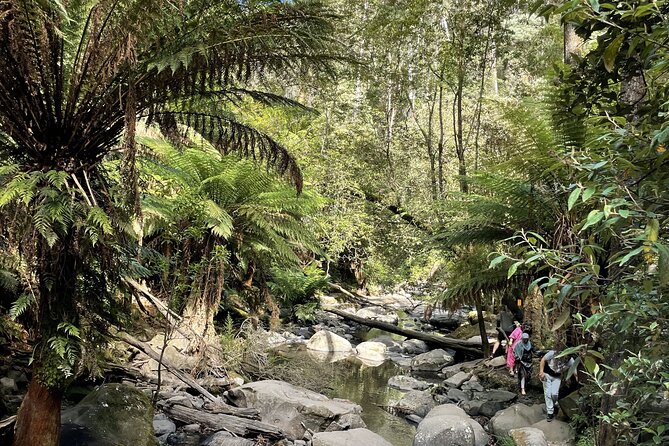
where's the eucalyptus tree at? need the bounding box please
[0,1,340,444]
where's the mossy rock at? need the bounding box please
[61,383,156,446]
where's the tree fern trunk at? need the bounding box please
[12,379,62,446]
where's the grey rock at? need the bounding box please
[182,423,201,433]
[166,395,194,408]
[405,414,423,425]
[446,388,470,403]
[413,404,489,446]
[444,372,472,388]
[509,427,549,446]
[312,428,393,446]
[393,390,436,417]
[462,400,485,416]
[387,375,432,391]
[225,380,364,440]
[369,335,402,352]
[201,431,254,446]
[411,349,456,372]
[470,389,517,418]
[166,432,200,446]
[489,403,545,437]
[486,356,507,368]
[402,339,429,355]
[441,360,484,378]
[531,419,576,443]
[461,380,484,393]
[306,330,353,353]
[7,369,28,384]
[153,414,176,436]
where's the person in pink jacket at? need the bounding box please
[506,323,523,375]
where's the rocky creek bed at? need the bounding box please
[0,294,580,446]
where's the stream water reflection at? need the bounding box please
[271,345,416,446]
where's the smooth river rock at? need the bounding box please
[307,330,353,353]
[410,348,456,372]
[355,341,388,362]
[413,404,489,446]
[489,403,545,437]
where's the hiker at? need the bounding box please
[490,304,515,357]
[506,322,523,375]
[539,349,575,422]
[513,332,534,395]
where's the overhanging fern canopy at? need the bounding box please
[0,0,341,189]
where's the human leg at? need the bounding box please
[543,374,555,419]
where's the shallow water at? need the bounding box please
[272,345,416,446]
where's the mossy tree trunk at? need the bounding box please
[13,237,79,446]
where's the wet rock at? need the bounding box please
[60,383,155,446]
[509,427,549,446]
[387,375,432,391]
[489,403,544,437]
[306,330,353,353]
[392,390,436,417]
[355,341,387,362]
[312,428,393,446]
[411,349,456,372]
[225,380,364,440]
[413,404,489,446]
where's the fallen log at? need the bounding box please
[324,307,483,356]
[160,403,282,439]
[115,330,219,403]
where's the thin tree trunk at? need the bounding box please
[564,23,580,64]
[437,80,446,196]
[491,43,499,95]
[12,379,62,446]
[454,75,468,193]
[474,292,489,356]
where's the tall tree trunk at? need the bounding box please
[564,23,580,64]
[12,380,63,446]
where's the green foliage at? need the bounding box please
[268,262,327,321]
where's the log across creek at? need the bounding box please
[324,307,483,356]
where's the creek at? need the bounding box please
[271,339,417,446]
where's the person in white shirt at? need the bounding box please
[539,350,575,422]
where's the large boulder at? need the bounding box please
[402,339,429,355]
[355,341,387,362]
[489,403,544,437]
[411,349,456,372]
[388,375,432,391]
[225,380,364,440]
[531,419,576,444]
[307,330,353,353]
[392,390,436,417]
[468,389,517,418]
[312,428,393,446]
[509,427,549,446]
[413,404,489,446]
[60,383,155,446]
